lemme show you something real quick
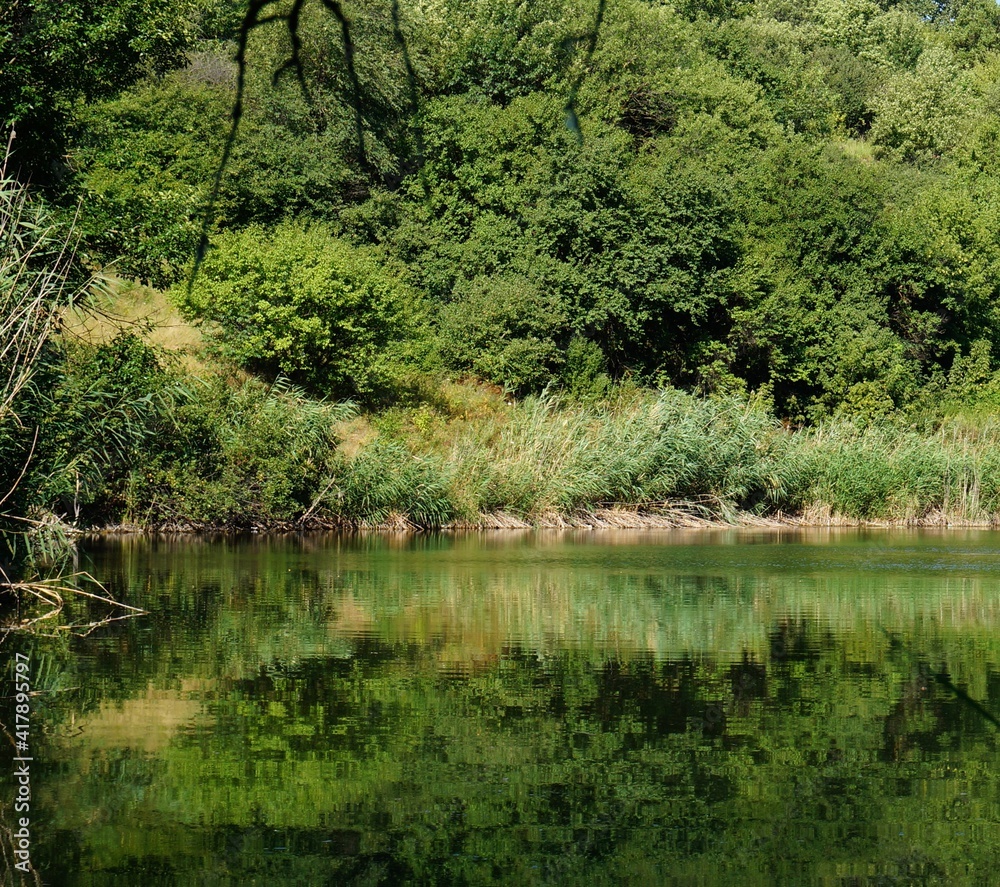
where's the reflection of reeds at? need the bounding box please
[0,798,43,887]
[84,534,1000,684]
[2,513,146,634]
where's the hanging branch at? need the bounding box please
[191,0,608,290]
[390,0,425,186]
[191,0,367,291]
[318,0,368,169]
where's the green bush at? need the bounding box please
[177,221,418,398]
[64,53,375,286]
[438,274,568,393]
[29,334,181,523]
[129,376,351,527]
[66,73,230,287]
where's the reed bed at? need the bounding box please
[45,380,1000,531]
[315,391,1000,529]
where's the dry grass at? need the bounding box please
[61,278,210,374]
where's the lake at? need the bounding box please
[5,529,1000,885]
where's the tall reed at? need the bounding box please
[318,392,1000,527]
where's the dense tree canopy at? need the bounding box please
[0,0,195,176]
[9,0,1000,421]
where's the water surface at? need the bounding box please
[5,529,1000,885]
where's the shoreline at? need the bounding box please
[82,504,1000,537]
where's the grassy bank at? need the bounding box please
[66,370,1000,531]
[14,287,1000,535]
[316,395,1000,530]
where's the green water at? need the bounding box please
[5,529,1000,885]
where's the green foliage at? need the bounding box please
[29,335,178,522]
[10,330,351,531]
[9,0,1000,533]
[389,91,741,389]
[705,16,839,135]
[878,176,1000,360]
[0,166,82,573]
[0,0,195,174]
[67,71,231,286]
[811,46,881,134]
[869,44,974,161]
[237,0,418,180]
[431,0,589,103]
[813,0,925,70]
[725,140,914,421]
[65,53,372,285]
[563,335,611,400]
[130,376,352,526]
[589,0,778,150]
[934,0,1000,62]
[191,0,247,41]
[177,221,417,398]
[438,274,568,394]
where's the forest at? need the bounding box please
[4,0,1000,545]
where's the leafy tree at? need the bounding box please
[0,0,195,176]
[869,44,973,162]
[705,16,839,135]
[430,0,590,104]
[66,56,368,285]
[67,71,231,287]
[176,220,417,398]
[725,141,913,420]
[380,89,743,390]
[811,45,881,134]
[813,0,925,71]
[932,0,1000,62]
[438,274,568,393]
[876,176,1000,367]
[192,0,248,41]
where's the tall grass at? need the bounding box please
[0,160,76,431]
[0,144,86,590]
[314,391,1000,527]
[441,391,789,519]
[313,390,793,526]
[790,418,1000,523]
[125,375,356,527]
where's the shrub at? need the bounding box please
[438,274,568,394]
[29,334,187,523]
[127,375,353,527]
[176,221,417,398]
[66,73,230,287]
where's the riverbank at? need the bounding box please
[87,501,1000,535]
[31,380,1000,535]
[15,288,1000,538]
